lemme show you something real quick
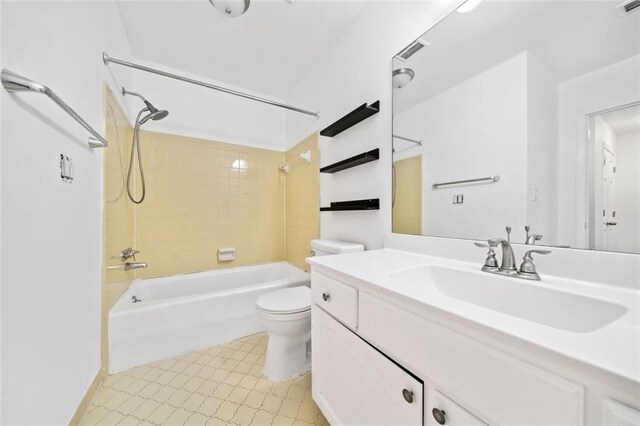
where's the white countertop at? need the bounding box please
[307,248,640,384]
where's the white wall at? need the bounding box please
[1,2,132,423]
[286,1,460,249]
[614,132,640,253]
[394,52,529,242]
[558,54,640,248]
[129,62,288,151]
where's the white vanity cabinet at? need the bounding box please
[310,268,640,426]
[312,306,423,425]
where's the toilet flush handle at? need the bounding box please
[322,292,330,302]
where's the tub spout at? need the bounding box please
[124,261,147,271]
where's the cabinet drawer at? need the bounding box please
[428,391,487,426]
[358,292,584,425]
[311,272,358,329]
[312,306,423,425]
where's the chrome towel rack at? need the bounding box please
[1,69,108,148]
[432,175,500,189]
[393,134,423,146]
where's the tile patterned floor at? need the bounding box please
[79,333,328,426]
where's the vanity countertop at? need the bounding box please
[307,248,640,384]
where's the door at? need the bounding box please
[600,146,617,250]
[312,306,423,425]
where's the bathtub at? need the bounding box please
[108,262,309,373]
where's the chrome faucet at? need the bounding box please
[488,238,518,273]
[524,225,543,245]
[124,261,147,271]
[475,238,550,281]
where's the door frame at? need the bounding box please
[577,98,640,250]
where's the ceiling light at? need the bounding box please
[393,68,415,89]
[209,0,250,17]
[457,0,482,13]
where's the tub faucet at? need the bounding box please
[524,225,543,245]
[124,261,147,271]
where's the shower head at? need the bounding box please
[139,109,169,125]
[122,87,169,124]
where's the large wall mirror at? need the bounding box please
[392,0,640,254]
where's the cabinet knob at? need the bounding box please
[432,408,446,425]
[402,389,414,404]
[322,292,330,302]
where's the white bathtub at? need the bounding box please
[108,262,309,373]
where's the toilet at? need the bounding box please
[256,239,365,381]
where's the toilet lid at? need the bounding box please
[256,286,311,314]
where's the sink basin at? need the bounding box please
[389,265,627,333]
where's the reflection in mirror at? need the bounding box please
[392,0,640,254]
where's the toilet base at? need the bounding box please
[263,332,311,381]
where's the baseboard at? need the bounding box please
[68,368,106,426]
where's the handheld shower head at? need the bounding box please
[139,108,169,125]
[122,87,169,125]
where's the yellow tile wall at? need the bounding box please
[104,87,135,287]
[285,133,320,271]
[392,155,422,235]
[133,131,286,278]
[103,85,136,372]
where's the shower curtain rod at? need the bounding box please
[103,53,320,118]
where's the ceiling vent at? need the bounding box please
[616,0,640,15]
[395,39,429,62]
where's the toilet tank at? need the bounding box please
[310,239,365,257]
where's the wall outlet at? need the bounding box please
[60,154,74,183]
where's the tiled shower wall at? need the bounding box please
[285,133,320,271]
[392,155,422,235]
[134,131,287,278]
[104,93,319,281]
[104,87,135,293]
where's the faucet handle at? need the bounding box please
[487,238,503,247]
[524,249,551,257]
[474,242,499,271]
[519,249,551,280]
[120,247,140,261]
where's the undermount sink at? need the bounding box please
[389,265,627,333]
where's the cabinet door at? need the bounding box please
[312,306,423,426]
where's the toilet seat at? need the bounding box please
[256,286,311,315]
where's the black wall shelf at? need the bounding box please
[320,149,380,174]
[320,199,380,212]
[320,101,380,137]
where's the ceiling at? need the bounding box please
[394,1,640,113]
[602,104,640,136]
[116,0,369,99]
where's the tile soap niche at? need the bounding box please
[218,248,236,261]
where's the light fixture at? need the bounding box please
[457,0,482,13]
[392,68,415,89]
[209,0,250,17]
